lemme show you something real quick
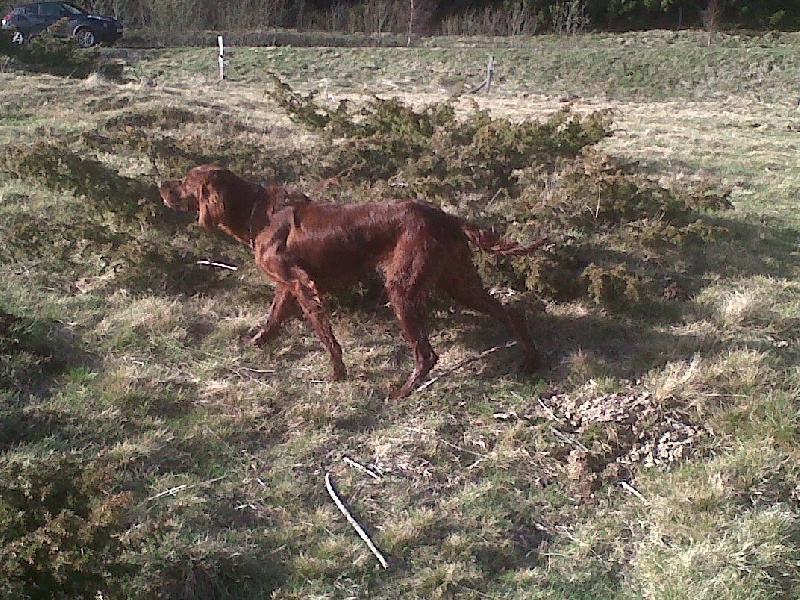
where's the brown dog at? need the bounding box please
[160,164,543,398]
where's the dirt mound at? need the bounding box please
[523,385,712,500]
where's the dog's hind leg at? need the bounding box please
[384,247,441,398]
[386,291,438,399]
[440,254,542,372]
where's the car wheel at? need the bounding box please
[75,28,96,48]
[11,30,25,45]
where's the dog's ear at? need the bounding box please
[197,179,226,229]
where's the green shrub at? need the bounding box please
[270,75,612,193]
[266,77,734,307]
[584,263,641,306]
[0,142,155,219]
[0,142,237,294]
[0,455,135,599]
[0,29,16,57]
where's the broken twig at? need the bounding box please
[196,260,238,271]
[536,397,589,452]
[325,472,388,569]
[550,425,589,452]
[343,455,382,480]
[415,340,517,394]
[144,475,227,503]
[619,480,648,504]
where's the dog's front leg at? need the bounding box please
[288,266,347,381]
[261,254,347,382]
[249,286,301,346]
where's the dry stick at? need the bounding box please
[439,439,487,460]
[619,481,648,504]
[343,455,382,480]
[196,260,238,271]
[325,472,389,569]
[415,340,517,394]
[549,426,589,453]
[536,396,560,422]
[237,366,276,374]
[144,475,227,503]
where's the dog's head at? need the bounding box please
[160,164,233,230]
[159,176,200,213]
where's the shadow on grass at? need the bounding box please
[0,311,94,451]
[184,208,797,404]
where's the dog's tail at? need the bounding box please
[460,221,546,256]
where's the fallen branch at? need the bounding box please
[343,455,382,480]
[196,260,238,271]
[549,425,589,452]
[325,472,388,569]
[439,438,487,460]
[415,340,517,394]
[236,366,276,375]
[536,397,560,422]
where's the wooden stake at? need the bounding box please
[468,55,495,94]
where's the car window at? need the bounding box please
[40,3,65,16]
[62,3,85,16]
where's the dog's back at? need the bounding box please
[260,199,468,290]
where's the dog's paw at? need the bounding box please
[388,385,412,400]
[247,329,269,347]
[521,349,544,373]
[326,365,348,382]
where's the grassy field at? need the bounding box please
[2,31,799,599]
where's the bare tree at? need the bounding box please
[701,0,722,46]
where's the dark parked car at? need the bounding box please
[1,2,122,47]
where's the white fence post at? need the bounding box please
[218,35,225,81]
[407,0,414,47]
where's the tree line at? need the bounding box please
[2,0,797,35]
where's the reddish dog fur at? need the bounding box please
[160,164,542,398]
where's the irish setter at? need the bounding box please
[160,164,543,398]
